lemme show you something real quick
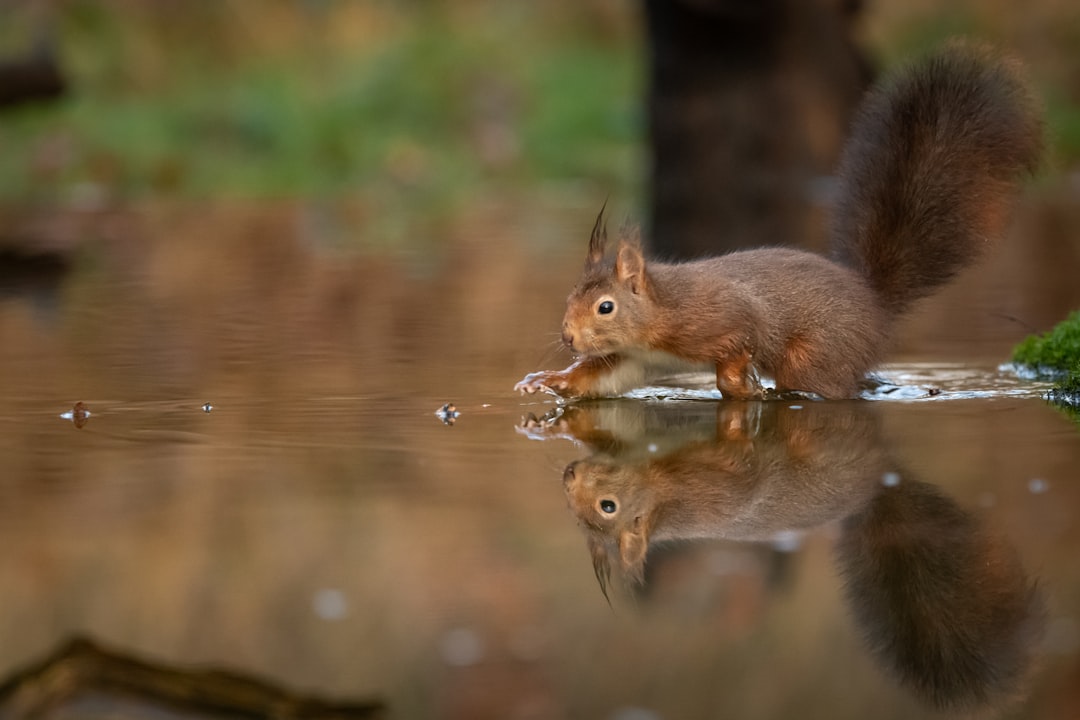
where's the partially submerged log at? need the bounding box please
[0,636,385,719]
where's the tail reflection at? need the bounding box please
[838,478,1044,711]
[524,400,1043,712]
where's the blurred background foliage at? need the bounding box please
[0,1,644,218]
[0,0,1078,212]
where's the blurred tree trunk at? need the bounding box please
[0,49,65,109]
[0,2,65,110]
[644,0,871,258]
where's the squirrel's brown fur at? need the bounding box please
[516,43,1042,400]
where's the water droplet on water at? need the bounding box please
[1028,478,1049,494]
[882,471,901,487]
[312,588,348,621]
[772,531,801,552]
[440,627,484,667]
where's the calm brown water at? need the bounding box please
[0,201,1078,719]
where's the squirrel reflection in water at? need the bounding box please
[522,401,1044,712]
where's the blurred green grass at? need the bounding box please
[2,1,1078,214]
[0,3,644,208]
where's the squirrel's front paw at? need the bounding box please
[514,370,570,397]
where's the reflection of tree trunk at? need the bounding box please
[644,0,871,258]
[0,636,385,719]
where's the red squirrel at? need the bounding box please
[515,43,1043,400]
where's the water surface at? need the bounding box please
[0,203,1078,719]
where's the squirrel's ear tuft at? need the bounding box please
[615,240,647,294]
[619,518,648,587]
[587,533,613,606]
[587,201,608,267]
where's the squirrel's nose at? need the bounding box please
[561,326,575,348]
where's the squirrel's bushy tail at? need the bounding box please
[830,42,1042,317]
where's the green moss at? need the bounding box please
[1013,311,1080,413]
[0,4,643,209]
[1012,311,1080,371]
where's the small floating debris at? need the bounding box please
[435,402,460,426]
[60,401,90,429]
[201,402,213,413]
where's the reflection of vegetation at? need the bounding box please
[1013,310,1080,412]
[0,4,643,206]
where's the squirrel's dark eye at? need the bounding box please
[598,300,615,315]
[599,499,617,514]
